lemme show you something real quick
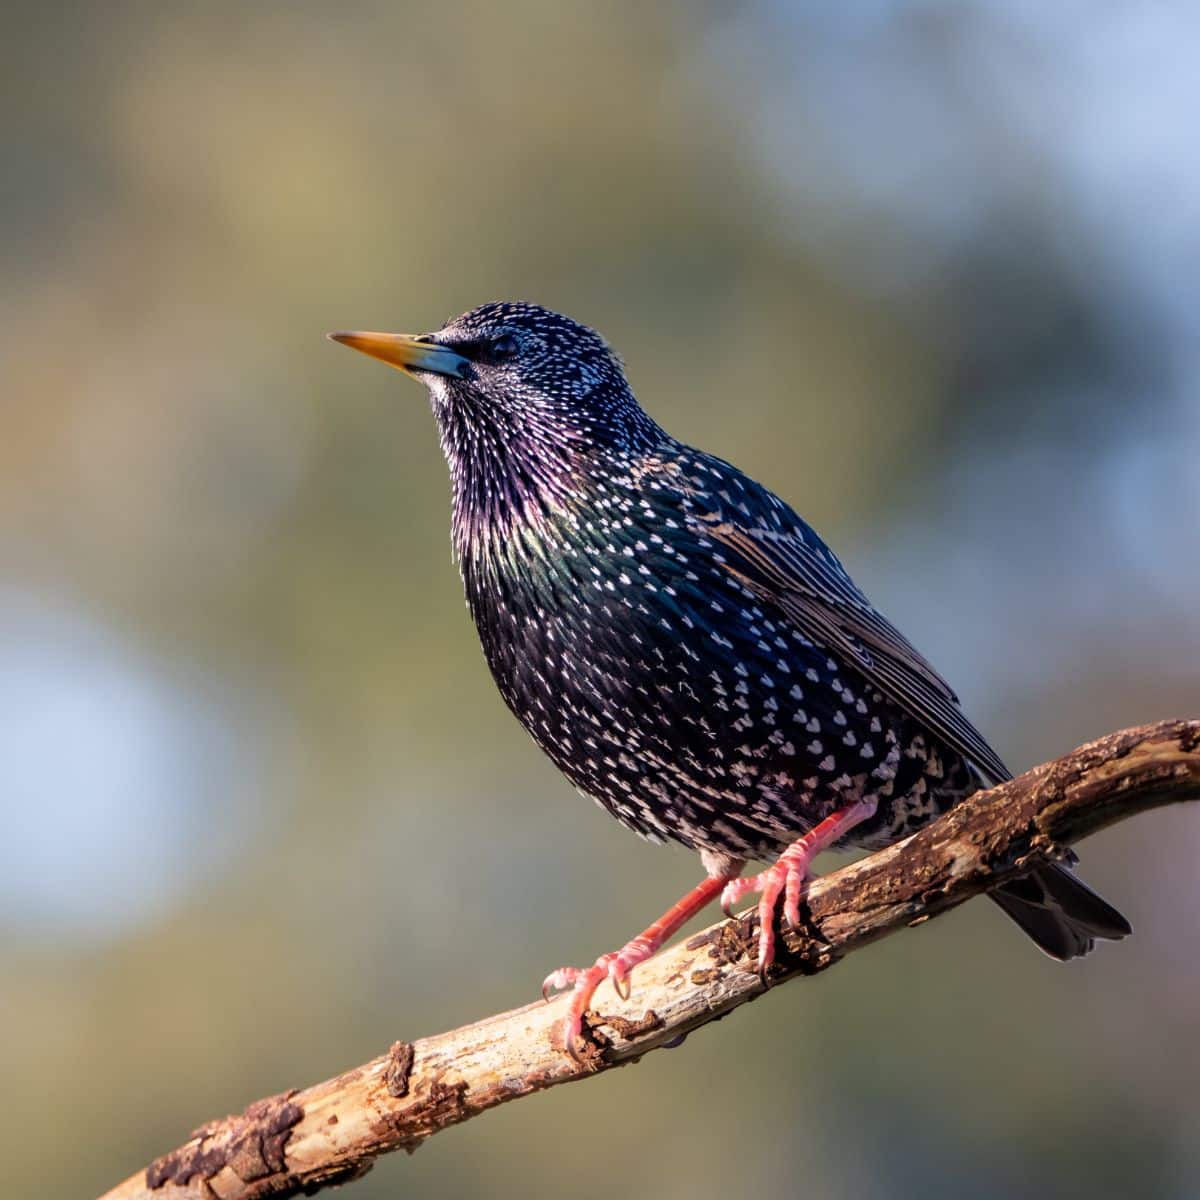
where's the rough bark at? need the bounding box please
[99,719,1200,1200]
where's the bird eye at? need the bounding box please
[490,333,519,362]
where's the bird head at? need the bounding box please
[329,302,655,454]
[330,303,664,554]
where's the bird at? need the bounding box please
[329,302,1130,1058]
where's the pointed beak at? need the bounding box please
[326,331,471,379]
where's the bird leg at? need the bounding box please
[720,797,878,977]
[542,873,733,1060]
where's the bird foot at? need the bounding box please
[719,797,880,979]
[542,943,650,1062]
[541,873,731,1060]
[719,854,810,979]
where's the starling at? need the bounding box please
[330,303,1130,1056]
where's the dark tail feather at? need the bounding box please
[989,860,1132,961]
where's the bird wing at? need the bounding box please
[689,487,1011,785]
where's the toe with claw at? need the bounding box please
[720,857,808,979]
[542,950,637,1060]
[718,798,880,980]
[540,874,732,1060]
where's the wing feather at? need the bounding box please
[694,508,1011,784]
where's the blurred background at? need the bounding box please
[3,2,1198,1197]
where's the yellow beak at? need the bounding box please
[327,331,471,379]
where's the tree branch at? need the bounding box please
[100,719,1200,1200]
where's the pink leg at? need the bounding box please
[720,797,878,977]
[543,873,732,1060]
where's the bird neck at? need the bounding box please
[436,391,663,568]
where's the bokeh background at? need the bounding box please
[4,3,1199,1197]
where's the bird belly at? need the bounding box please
[466,553,975,863]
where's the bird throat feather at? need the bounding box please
[433,380,660,573]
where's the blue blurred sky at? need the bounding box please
[0,587,272,939]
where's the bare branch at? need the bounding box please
[99,719,1200,1200]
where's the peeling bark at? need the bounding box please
[99,719,1200,1200]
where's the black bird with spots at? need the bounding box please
[330,303,1130,1057]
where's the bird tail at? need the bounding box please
[988,859,1132,961]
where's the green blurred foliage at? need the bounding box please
[2,4,1197,1199]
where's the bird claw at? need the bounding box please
[539,874,732,1059]
[722,801,880,978]
[565,1030,589,1065]
[609,962,632,1001]
[541,960,608,1059]
[540,948,656,1057]
[544,964,580,1003]
[721,858,809,979]
[719,876,757,918]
